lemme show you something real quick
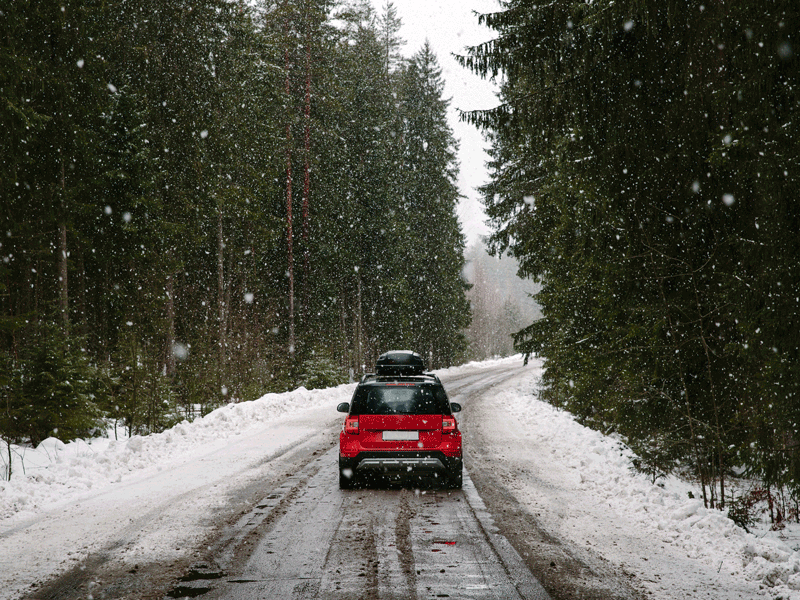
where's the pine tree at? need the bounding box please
[1,0,475,443]
[378,1,405,77]
[395,43,470,366]
[461,0,800,504]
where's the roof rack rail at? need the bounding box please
[358,372,439,384]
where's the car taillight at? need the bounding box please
[442,416,456,434]
[344,417,359,435]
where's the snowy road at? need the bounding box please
[184,363,551,599]
[4,358,798,600]
[9,361,555,600]
[186,448,549,600]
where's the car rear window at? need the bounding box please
[349,384,450,416]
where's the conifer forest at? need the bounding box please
[461,0,800,514]
[1,0,470,447]
[2,0,799,519]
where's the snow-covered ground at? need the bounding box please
[1,356,799,600]
[472,360,800,600]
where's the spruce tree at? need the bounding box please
[461,0,800,504]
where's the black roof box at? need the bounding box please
[375,350,425,376]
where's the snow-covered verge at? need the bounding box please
[0,355,513,525]
[492,359,800,600]
[0,382,356,524]
[0,382,362,600]
[433,354,527,378]
[0,354,514,524]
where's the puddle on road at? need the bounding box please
[165,585,214,598]
[166,564,226,599]
[178,566,227,582]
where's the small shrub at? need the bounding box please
[629,434,681,484]
[299,356,348,390]
[728,488,771,533]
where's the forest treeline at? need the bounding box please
[0,0,471,458]
[463,0,800,515]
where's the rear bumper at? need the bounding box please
[340,451,462,475]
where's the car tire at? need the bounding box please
[339,469,354,489]
[447,466,463,489]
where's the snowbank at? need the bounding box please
[0,356,523,523]
[0,382,356,523]
[433,354,527,377]
[499,365,800,598]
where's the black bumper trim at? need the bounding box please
[340,451,462,474]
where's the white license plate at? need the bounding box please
[382,430,419,441]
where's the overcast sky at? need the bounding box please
[369,0,500,247]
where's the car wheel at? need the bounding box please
[339,468,354,489]
[447,466,463,489]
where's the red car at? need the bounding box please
[337,351,462,489]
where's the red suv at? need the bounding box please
[337,351,462,489]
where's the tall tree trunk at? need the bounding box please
[58,221,68,329]
[217,209,226,389]
[301,3,312,321]
[657,269,710,508]
[165,272,176,378]
[75,243,86,336]
[129,343,137,438]
[58,158,69,331]
[690,266,727,509]
[356,272,362,373]
[284,12,295,355]
[5,438,11,481]
[339,289,348,372]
